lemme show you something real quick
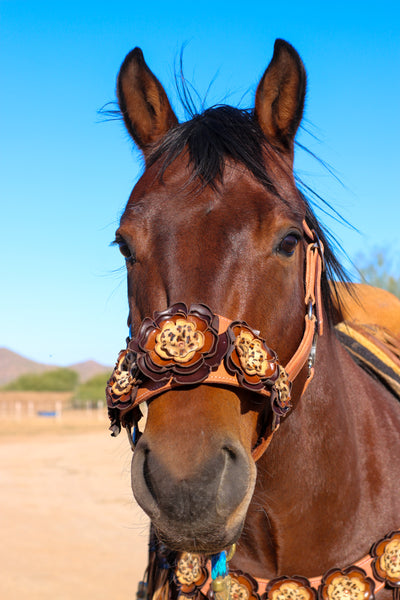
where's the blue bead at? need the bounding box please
[211,551,227,579]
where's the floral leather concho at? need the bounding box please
[106,303,292,439]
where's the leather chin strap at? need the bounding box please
[110,221,325,461]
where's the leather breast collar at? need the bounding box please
[147,529,400,600]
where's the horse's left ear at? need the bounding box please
[255,39,306,153]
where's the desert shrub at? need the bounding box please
[72,372,109,408]
[5,368,79,391]
[357,249,400,299]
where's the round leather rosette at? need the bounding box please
[225,322,278,392]
[173,551,208,597]
[318,566,375,600]
[227,570,261,600]
[264,575,316,600]
[371,530,400,589]
[106,349,139,410]
[129,303,224,385]
[269,364,292,417]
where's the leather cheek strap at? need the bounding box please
[248,224,325,459]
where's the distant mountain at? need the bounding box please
[0,348,55,385]
[0,348,111,386]
[69,360,112,382]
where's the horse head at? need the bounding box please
[110,40,323,553]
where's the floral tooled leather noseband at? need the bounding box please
[106,222,325,461]
[131,303,223,387]
[106,303,291,438]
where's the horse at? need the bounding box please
[106,40,400,600]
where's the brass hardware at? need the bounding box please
[226,543,236,562]
[212,575,232,600]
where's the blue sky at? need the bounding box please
[1,1,399,366]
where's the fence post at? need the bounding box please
[97,400,103,420]
[55,401,62,421]
[15,401,22,420]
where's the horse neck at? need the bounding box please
[233,324,392,578]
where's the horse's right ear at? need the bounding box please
[255,39,306,153]
[117,48,178,155]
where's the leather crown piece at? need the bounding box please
[106,302,292,425]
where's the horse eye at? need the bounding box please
[117,241,136,265]
[119,243,131,258]
[278,234,299,256]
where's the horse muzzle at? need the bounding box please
[131,428,256,552]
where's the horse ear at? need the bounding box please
[255,39,306,152]
[117,47,178,154]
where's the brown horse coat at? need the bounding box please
[110,39,400,597]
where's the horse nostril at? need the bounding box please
[215,441,251,518]
[141,444,159,503]
[130,441,161,520]
[222,446,238,461]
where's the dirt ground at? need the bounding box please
[0,410,149,599]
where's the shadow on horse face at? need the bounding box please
[115,40,309,553]
[132,386,260,552]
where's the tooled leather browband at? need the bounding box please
[106,222,324,460]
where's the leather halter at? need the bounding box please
[106,220,325,460]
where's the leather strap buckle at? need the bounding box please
[310,230,325,272]
[308,328,318,372]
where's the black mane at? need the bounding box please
[148,106,276,193]
[147,105,350,325]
